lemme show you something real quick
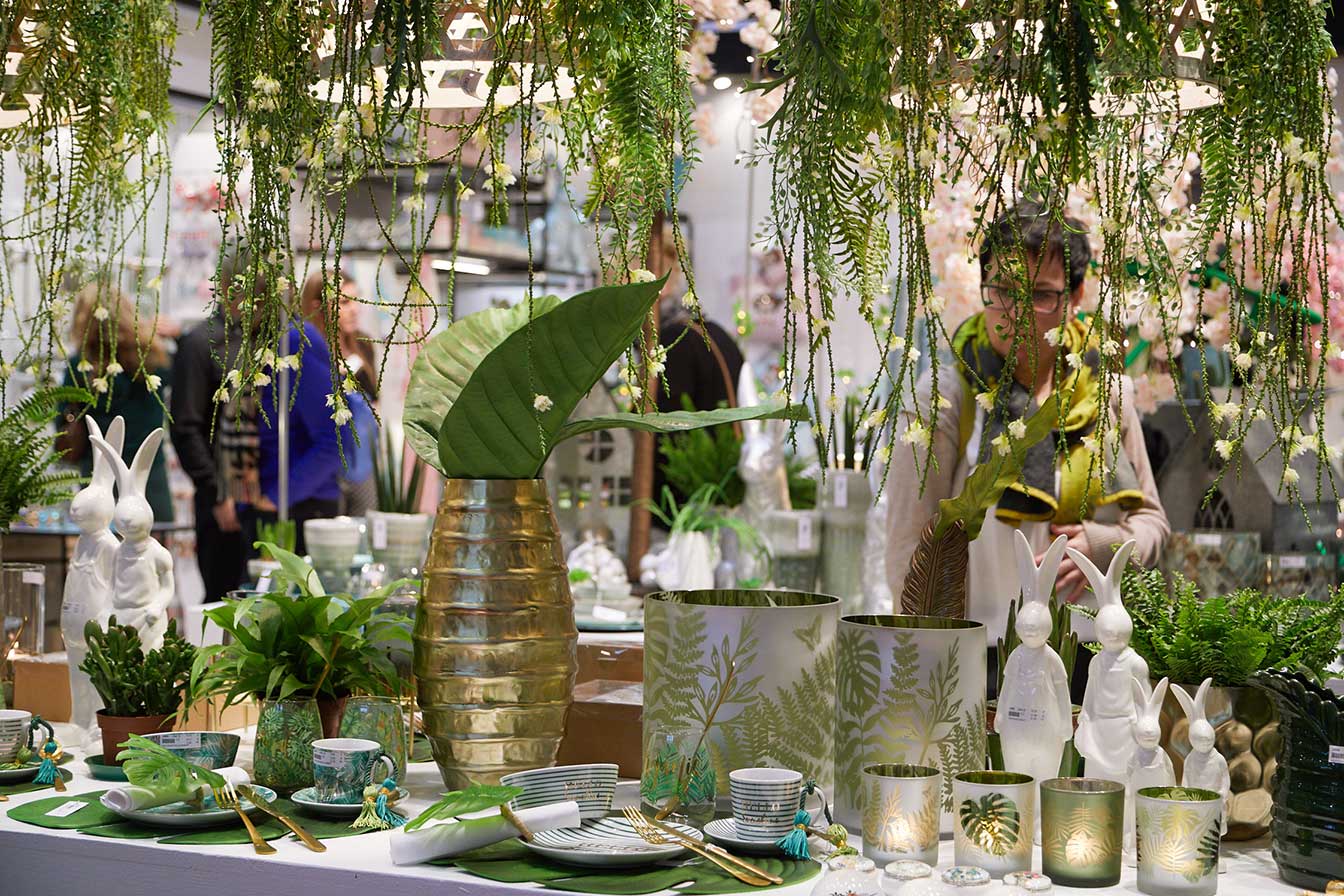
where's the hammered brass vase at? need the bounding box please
[416,478,577,788]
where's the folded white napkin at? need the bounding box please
[390,800,582,866]
[101,766,251,812]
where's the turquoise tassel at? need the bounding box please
[776,809,812,860]
[375,777,406,828]
[34,741,58,785]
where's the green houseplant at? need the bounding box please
[190,542,411,738]
[1073,569,1344,838]
[401,277,805,788]
[80,616,195,764]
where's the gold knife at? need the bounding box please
[239,785,327,852]
[640,812,784,885]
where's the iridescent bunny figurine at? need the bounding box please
[1172,677,1230,840]
[1126,677,1176,856]
[1068,539,1150,786]
[90,428,174,651]
[63,416,124,744]
[996,531,1073,789]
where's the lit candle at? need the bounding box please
[1135,786,1222,896]
[1040,777,1124,887]
[952,771,1035,877]
[861,764,942,866]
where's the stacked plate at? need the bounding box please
[501,763,619,820]
[524,816,698,868]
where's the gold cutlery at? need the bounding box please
[213,784,276,855]
[621,807,775,887]
[239,785,326,852]
[628,808,785,885]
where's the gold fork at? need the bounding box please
[621,807,773,887]
[213,782,276,856]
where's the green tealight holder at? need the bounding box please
[1040,777,1124,888]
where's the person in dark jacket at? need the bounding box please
[169,244,263,602]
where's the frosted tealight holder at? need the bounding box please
[952,771,1035,877]
[1040,777,1123,887]
[861,764,942,866]
[1135,786,1222,896]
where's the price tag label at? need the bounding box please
[834,475,848,509]
[22,570,42,586]
[46,800,91,818]
[1279,555,1308,570]
[371,516,388,550]
[157,732,202,750]
[1004,706,1048,723]
[1329,745,1344,765]
[1194,533,1222,547]
[255,574,271,593]
[797,516,814,552]
[61,600,83,617]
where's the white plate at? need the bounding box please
[0,761,40,784]
[290,785,410,818]
[703,817,787,855]
[99,785,276,829]
[523,816,697,868]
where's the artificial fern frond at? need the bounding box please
[116,734,226,793]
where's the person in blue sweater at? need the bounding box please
[257,275,370,555]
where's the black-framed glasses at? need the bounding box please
[980,283,1070,313]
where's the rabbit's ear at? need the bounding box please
[1171,683,1196,720]
[1130,677,1149,714]
[1194,677,1213,719]
[86,418,113,491]
[1149,677,1170,714]
[1105,540,1137,594]
[90,434,131,498]
[105,415,125,456]
[1067,546,1109,603]
[128,429,163,498]
[1036,534,1069,601]
[1014,529,1039,596]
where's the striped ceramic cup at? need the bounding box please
[730,767,804,840]
[500,763,619,821]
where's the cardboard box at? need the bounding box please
[557,679,642,777]
[12,652,255,731]
[576,638,644,685]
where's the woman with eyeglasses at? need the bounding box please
[885,199,1170,702]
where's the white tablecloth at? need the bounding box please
[0,723,1302,896]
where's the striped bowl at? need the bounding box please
[501,763,619,820]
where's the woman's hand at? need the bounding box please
[1046,523,1091,602]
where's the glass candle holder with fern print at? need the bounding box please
[952,771,1035,877]
[1040,778,1123,887]
[640,723,718,827]
[862,764,942,866]
[1135,787,1222,896]
[338,696,408,783]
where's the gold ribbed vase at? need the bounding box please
[416,478,577,788]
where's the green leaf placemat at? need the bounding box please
[8,791,118,829]
[440,843,819,895]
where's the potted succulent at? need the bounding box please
[368,433,431,577]
[1072,570,1344,840]
[80,616,196,764]
[401,277,805,787]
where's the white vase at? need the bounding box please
[367,510,433,576]
[821,470,872,613]
[304,517,362,572]
[761,508,822,592]
[835,614,988,831]
[643,589,839,795]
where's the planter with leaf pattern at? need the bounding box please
[253,697,322,794]
[643,590,839,797]
[952,770,1035,877]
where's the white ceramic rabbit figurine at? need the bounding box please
[63,416,124,745]
[996,531,1074,789]
[1172,677,1230,839]
[1068,539,1151,786]
[90,428,174,651]
[1126,676,1176,856]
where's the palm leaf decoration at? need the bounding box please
[116,734,226,793]
[0,386,93,530]
[683,749,717,804]
[640,740,682,803]
[901,393,1063,618]
[959,793,1021,857]
[404,785,524,833]
[1189,823,1221,882]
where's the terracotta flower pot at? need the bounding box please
[316,694,348,739]
[97,710,174,765]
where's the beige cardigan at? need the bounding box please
[885,368,1170,636]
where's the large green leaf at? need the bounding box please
[403,295,563,471]
[554,402,808,444]
[403,785,525,832]
[436,279,665,478]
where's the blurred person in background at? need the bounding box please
[58,285,174,524]
[169,242,263,601]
